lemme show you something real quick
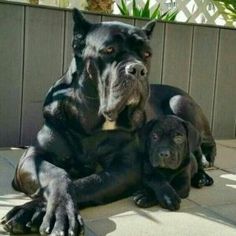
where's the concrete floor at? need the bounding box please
[0,140,236,236]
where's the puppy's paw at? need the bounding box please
[133,190,157,208]
[191,171,214,188]
[204,173,214,186]
[155,186,181,211]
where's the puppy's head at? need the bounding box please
[72,9,155,122]
[144,116,201,170]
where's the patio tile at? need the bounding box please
[210,204,236,226]
[0,148,25,169]
[214,144,236,173]
[0,158,19,195]
[86,206,236,236]
[216,140,236,149]
[189,169,236,207]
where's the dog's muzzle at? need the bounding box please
[100,61,148,122]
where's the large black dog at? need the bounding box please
[1,9,156,236]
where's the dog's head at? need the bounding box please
[144,116,201,170]
[72,9,155,122]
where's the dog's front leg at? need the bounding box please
[1,147,83,236]
[143,174,181,211]
[73,158,141,207]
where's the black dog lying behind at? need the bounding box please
[134,84,216,211]
[134,115,201,210]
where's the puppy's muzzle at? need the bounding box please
[125,62,147,80]
[151,149,180,170]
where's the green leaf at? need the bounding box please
[120,0,129,15]
[133,0,141,17]
[165,11,178,21]
[151,3,161,19]
[141,0,151,17]
[117,3,128,15]
[160,11,169,19]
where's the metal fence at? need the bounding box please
[0,1,236,147]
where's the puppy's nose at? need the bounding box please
[126,62,147,79]
[159,150,171,159]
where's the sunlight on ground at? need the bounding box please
[220,174,236,189]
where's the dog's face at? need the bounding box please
[145,116,200,170]
[72,9,155,121]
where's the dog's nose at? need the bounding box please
[159,150,171,159]
[126,62,147,79]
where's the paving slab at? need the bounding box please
[214,144,236,173]
[86,206,236,236]
[217,140,236,149]
[210,204,236,225]
[189,169,236,207]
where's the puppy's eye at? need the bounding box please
[174,135,185,144]
[152,133,159,141]
[102,46,115,54]
[144,51,152,59]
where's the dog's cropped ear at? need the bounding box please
[142,20,156,39]
[73,8,91,36]
[183,121,201,153]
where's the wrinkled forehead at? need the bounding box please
[153,118,186,134]
[86,22,149,48]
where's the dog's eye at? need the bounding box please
[152,133,159,141]
[102,46,115,54]
[144,51,152,59]
[174,135,185,144]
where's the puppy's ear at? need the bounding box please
[142,20,156,39]
[73,8,91,36]
[183,121,201,153]
[141,119,156,147]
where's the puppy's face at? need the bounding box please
[72,9,155,122]
[147,117,189,170]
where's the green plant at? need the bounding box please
[212,0,236,21]
[117,0,178,21]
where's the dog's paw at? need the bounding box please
[191,171,214,188]
[39,179,84,236]
[133,190,157,208]
[1,199,46,234]
[155,185,181,211]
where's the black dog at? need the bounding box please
[134,115,201,210]
[1,9,155,235]
[134,85,216,210]
[146,84,216,187]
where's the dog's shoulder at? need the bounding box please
[42,59,80,129]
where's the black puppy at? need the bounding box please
[1,9,155,236]
[146,84,216,188]
[134,115,201,210]
[134,84,216,211]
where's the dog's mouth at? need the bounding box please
[101,90,141,122]
[150,151,182,170]
[99,61,149,122]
